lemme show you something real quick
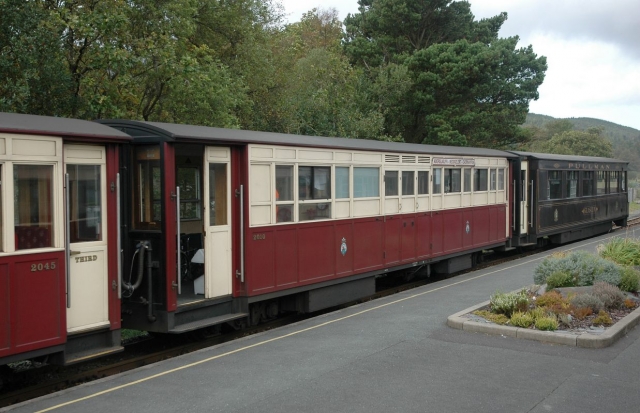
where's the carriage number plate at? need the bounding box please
[253,234,266,240]
[31,262,56,272]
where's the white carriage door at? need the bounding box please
[520,161,529,235]
[65,145,109,333]
[203,147,232,298]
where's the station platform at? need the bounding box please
[5,228,640,413]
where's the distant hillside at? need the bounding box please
[525,113,640,174]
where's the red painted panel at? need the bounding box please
[274,229,298,287]
[0,263,8,353]
[443,211,463,253]
[246,230,275,292]
[335,223,354,276]
[415,214,431,259]
[353,219,384,271]
[490,207,499,241]
[298,225,335,282]
[162,143,177,312]
[401,217,416,262]
[498,205,507,240]
[384,216,401,265]
[13,253,65,351]
[473,208,490,245]
[431,212,444,256]
[463,210,473,248]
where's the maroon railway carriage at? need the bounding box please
[0,112,130,367]
[100,120,516,333]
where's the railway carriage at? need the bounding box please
[101,120,515,333]
[509,152,628,246]
[0,112,129,367]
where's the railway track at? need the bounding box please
[2,219,639,408]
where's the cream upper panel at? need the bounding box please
[0,133,62,161]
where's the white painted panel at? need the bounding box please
[251,205,272,225]
[14,138,57,156]
[65,145,105,162]
[475,159,489,166]
[67,249,109,332]
[252,147,273,159]
[299,150,333,161]
[472,193,489,205]
[416,195,430,212]
[275,149,296,159]
[385,198,399,214]
[461,193,471,207]
[432,196,442,210]
[250,164,271,203]
[207,147,230,160]
[353,199,380,217]
[401,198,415,213]
[444,195,462,209]
[354,152,382,163]
[336,152,352,161]
[489,192,496,204]
[0,138,5,155]
[335,201,350,218]
[207,230,232,297]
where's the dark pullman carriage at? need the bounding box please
[100,120,515,334]
[510,152,628,246]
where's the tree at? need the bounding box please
[344,0,547,148]
[535,128,613,157]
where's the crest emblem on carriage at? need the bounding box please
[554,209,559,222]
[340,238,348,256]
[465,221,470,234]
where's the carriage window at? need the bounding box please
[566,171,578,198]
[418,171,429,195]
[276,165,294,223]
[354,167,379,198]
[622,172,627,192]
[14,164,54,250]
[473,169,488,191]
[68,164,102,242]
[610,171,619,193]
[299,166,331,200]
[582,171,595,196]
[597,171,607,195]
[444,168,461,193]
[463,168,471,192]
[498,169,505,190]
[177,166,201,220]
[209,163,227,225]
[133,146,161,229]
[490,169,497,190]
[402,171,414,195]
[548,171,562,199]
[335,167,349,199]
[385,171,398,196]
[433,168,442,194]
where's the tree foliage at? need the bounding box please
[344,0,547,147]
[534,128,614,157]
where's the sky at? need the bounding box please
[279,0,640,131]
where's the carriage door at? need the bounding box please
[520,161,529,235]
[65,145,109,332]
[203,147,232,298]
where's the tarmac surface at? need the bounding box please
[4,227,640,413]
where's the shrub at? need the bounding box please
[572,306,593,320]
[510,311,534,328]
[598,237,640,266]
[624,298,637,309]
[546,270,575,289]
[533,250,621,286]
[473,310,509,325]
[618,266,640,292]
[528,307,547,321]
[535,291,566,308]
[592,282,626,309]
[592,310,613,326]
[535,315,558,331]
[570,293,604,313]
[490,290,529,317]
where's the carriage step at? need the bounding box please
[168,313,248,334]
[65,346,124,365]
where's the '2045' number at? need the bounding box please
[31,262,56,272]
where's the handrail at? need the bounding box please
[65,173,71,308]
[176,186,181,294]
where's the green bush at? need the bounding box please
[473,310,509,325]
[510,311,534,328]
[592,282,626,309]
[618,266,640,292]
[570,293,605,313]
[533,250,622,287]
[490,290,530,317]
[535,315,558,331]
[528,307,547,321]
[545,270,575,289]
[598,237,640,266]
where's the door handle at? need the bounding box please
[70,250,81,256]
